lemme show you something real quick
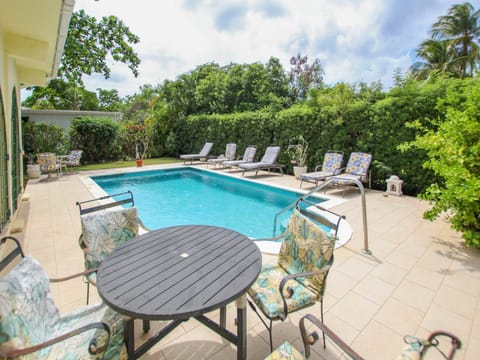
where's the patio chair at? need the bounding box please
[0,235,127,359]
[58,150,83,172]
[265,313,461,360]
[222,145,257,169]
[329,152,372,195]
[207,143,237,168]
[37,152,63,178]
[77,191,149,304]
[299,150,344,188]
[248,200,343,352]
[180,142,213,164]
[239,146,283,177]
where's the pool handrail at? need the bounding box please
[273,176,371,255]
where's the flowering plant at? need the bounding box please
[287,136,308,167]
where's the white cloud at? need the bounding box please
[74,0,464,97]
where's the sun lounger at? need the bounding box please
[223,145,257,169]
[207,143,237,168]
[239,146,283,177]
[180,142,213,164]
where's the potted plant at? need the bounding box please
[287,136,309,179]
[127,124,149,167]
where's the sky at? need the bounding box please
[73,0,477,98]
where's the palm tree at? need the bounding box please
[431,2,480,78]
[410,39,457,79]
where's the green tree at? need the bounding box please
[288,53,324,101]
[411,2,480,79]
[61,10,140,85]
[400,78,480,247]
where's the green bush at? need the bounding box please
[400,78,480,248]
[22,122,67,162]
[70,116,121,163]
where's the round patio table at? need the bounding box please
[97,225,262,360]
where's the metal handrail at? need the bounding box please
[272,177,371,254]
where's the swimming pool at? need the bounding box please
[91,167,325,239]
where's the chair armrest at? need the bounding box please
[277,265,331,320]
[0,321,111,359]
[314,165,322,171]
[299,313,365,359]
[50,267,98,283]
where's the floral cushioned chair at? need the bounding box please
[248,206,337,352]
[77,191,148,304]
[329,152,372,195]
[0,236,127,359]
[264,313,461,360]
[299,150,344,188]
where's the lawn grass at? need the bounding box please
[77,157,183,171]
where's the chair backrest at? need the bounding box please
[0,255,61,354]
[344,152,372,176]
[225,143,237,160]
[37,153,56,172]
[66,150,83,166]
[260,146,281,164]
[199,142,214,156]
[80,207,139,270]
[278,209,335,299]
[243,146,257,162]
[321,151,344,174]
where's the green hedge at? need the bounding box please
[173,80,454,196]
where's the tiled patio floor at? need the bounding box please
[15,164,480,359]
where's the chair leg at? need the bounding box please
[268,319,273,353]
[320,299,326,349]
[86,281,90,305]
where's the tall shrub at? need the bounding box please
[70,117,121,163]
[400,78,480,247]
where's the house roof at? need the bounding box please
[0,0,75,87]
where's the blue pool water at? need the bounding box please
[91,168,325,238]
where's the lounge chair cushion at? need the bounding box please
[80,207,139,273]
[264,341,305,360]
[301,152,343,182]
[180,142,213,160]
[0,257,127,359]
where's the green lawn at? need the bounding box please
[77,157,183,171]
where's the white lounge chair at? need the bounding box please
[239,146,283,177]
[223,145,257,169]
[180,142,213,164]
[207,143,237,168]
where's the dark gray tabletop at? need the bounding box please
[97,225,262,320]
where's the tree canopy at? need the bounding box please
[411,2,480,79]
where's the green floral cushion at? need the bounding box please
[264,341,304,360]
[0,257,127,359]
[248,209,335,319]
[248,264,318,319]
[81,207,139,271]
[278,209,335,297]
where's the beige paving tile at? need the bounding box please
[392,279,436,312]
[353,275,395,306]
[350,320,405,360]
[385,250,419,271]
[421,303,471,343]
[329,291,379,331]
[370,262,408,286]
[374,297,425,335]
[432,284,478,319]
[326,269,358,299]
[406,265,445,291]
[335,255,375,281]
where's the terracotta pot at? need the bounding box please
[136,159,143,167]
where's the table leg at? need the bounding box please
[236,295,247,360]
[143,319,150,333]
[125,318,135,360]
